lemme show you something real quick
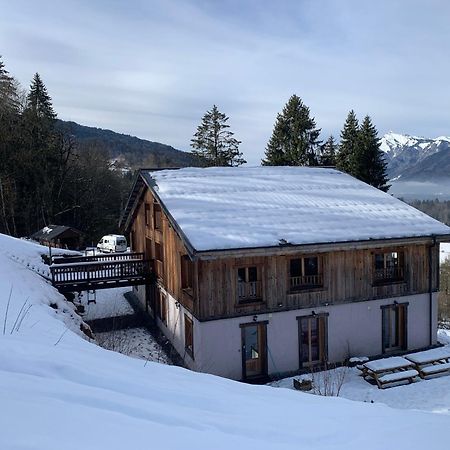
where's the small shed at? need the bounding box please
[31,225,83,250]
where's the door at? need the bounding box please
[299,315,327,367]
[382,304,407,352]
[241,322,267,380]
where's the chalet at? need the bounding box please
[31,225,83,250]
[120,166,450,381]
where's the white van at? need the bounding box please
[97,234,127,253]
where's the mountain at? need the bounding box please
[381,132,450,181]
[56,120,197,169]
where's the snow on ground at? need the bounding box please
[96,327,172,364]
[82,287,134,320]
[438,328,450,345]
[2,232,450,449]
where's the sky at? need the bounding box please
[1,0,450,164]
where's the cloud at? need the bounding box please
[1,0,450,163]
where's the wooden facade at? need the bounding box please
[129,185,440,322]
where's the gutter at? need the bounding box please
[429,235,437,346]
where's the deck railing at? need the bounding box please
[290,274,323,291]
[50,255,150,288]
[52,252,143,265]
[238,280,262,303]
[374,266,404,284]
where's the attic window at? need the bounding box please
[374,251,404,284]
[145,203,151,227]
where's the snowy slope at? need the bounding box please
[2,233,450,450]
[381,132,450,180]
[148,166,450,251]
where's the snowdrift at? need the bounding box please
[0,233,449,450]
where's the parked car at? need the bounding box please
[96,234,127,253]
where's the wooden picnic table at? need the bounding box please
[360,356,419,389]
[405,348,450,378]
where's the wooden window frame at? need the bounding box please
[184,314,194,358]
[381,302,408,353]
[288,255,324,292]
[153,202,162,231]
[236,265,263,305]
[373,250,405,286]
[144,203,151,227]
[297,313,329,369]
[157,291,167,325]
[181,255,194,297]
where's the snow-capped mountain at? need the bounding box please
[381,132,450,181]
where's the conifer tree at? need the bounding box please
[0,56,19,115]
[319,135,337,166]
[190,105,245,167]
[24,73,56,121]
[262,95,321,166]
[354,116,390,192]
[336,110,359,173]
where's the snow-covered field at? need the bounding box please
[2,232,450,449]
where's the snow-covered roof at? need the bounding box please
[143,166,450,252]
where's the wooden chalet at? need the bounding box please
[31,225,83,250]
[120,166,450,381]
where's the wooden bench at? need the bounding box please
[360,356,419,389]
[405,348,450,379]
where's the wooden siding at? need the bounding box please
[130,189,198,315]
[197,244,439,321]
[130,186,440,322]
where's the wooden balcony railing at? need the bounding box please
[238,280,262,303]
[374,266,404,284]
[290,274,323,291]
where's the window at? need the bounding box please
[237,266,262,304]
[181,255,194,295]
[155,242,164,278]
[184,314,194,358]
[298,314,328,367]
[289,256,323,291]
[157,291,167,325]
[374,251,404,284]
[382,303,407,352]
[145,203,151,227]
[153,202,162,230]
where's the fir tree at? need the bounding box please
[354,116,390,192]
[336,110,359,173]
[319,135,337,166]
[0,56,19,115]
[262,94,321,166]
[24,73,56,121]
[190,105,245,167]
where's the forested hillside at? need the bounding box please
[408,199,450,226]
[56,120,196,168]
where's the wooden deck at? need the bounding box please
[50,252,153,292]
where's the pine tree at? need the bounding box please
[24,73,56,121]
[0,56,19,115]
[262,94,321,166]
[319,135,337,166]
[336,110,359,173]
[190,105,245,167]
[354,116,390,192]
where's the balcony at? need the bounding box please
[374,266,404,284]
[237,280,262,304]
[289,274,323,292]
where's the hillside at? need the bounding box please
[381,132,450,181]
[57,120,197,168]
[2,232,450,449]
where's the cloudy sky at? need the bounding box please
[1,0,450,163]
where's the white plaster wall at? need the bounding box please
[194,293,435,380]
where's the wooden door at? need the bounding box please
[241,323,267,380]
[299,315,327,367]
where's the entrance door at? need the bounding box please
[382,304,407,352]
[299,315,327,367]
[241,322,267,380]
